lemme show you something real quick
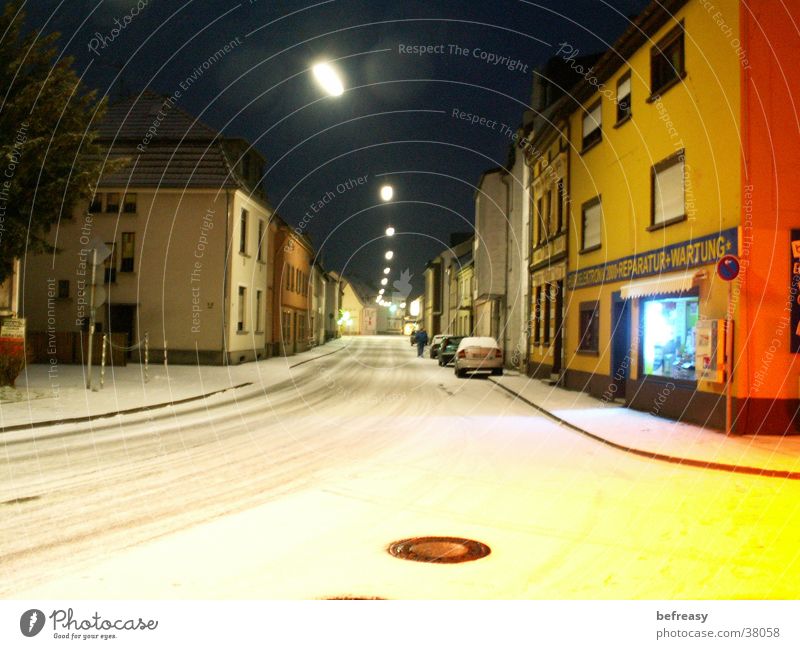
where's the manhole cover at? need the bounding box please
[388,536,491,564]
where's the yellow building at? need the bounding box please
[560,0,741,428]
[456,258,474,336]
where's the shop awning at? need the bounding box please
[620,270,702,299]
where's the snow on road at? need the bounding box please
[1,336,799,598]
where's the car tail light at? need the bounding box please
[495,349,502,358]
[457,350,466,359]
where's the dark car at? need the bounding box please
[437,336,465,366]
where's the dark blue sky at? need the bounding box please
[25,0,648,294]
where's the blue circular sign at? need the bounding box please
[717,254,740,281]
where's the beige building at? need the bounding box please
[21,91,272,364]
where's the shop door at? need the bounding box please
[552,281,564,375]
[610,294,630,399]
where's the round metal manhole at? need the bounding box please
[388,536,491,564]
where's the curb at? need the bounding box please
[1,343,347,434]
[489,378,800,481]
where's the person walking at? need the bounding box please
[415,327,428,358]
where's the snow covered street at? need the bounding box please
[2,335,800,599]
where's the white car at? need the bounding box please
[454,336,503,378]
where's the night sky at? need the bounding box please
[24,0,649,295]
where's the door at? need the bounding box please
[552,281,564,375]
[610,293,631,399]
[108,304,136,358]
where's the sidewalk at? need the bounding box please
[0,339,347,431]
[491,372,800,476]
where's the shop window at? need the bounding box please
[239,209,248,254]
[120,233,135,272]
[581,100,602,151]
[123,193,137,213]
[237,286,246,332]
[650,23,685,97]
[651,151,685,227]
[616,71,632,124]
[581,197,602,252]
[57,279,70,299]
[89,194,102,213]
[106,193,120,213]
[578,301,599,353]
[641,295,698,380]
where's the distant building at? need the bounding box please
[21,90,272,365]
[272,220,314,355]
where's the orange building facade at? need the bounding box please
[271,222,314,356]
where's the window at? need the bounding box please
[282,310,292,341]
[581,100,602,151]
[255,290,263,332]
[533,286,541,345]
[616,71,632,123]
[641,295,698,380]
[106,193,120,213]
[536,197,545,244]
[555,179,564,232]
[57,280,70,299]
[285,265,291,291]
[581,197,602,252]
[650,23,685,97]
[651,151,685,227]
[120,233,135,272]
[104,241,117,283]
[257,220,264,261]
[123,193,137,214]
[237,286,246,332]
[239,209,248,254]
[578,302,599,353]
[89,194,102,213]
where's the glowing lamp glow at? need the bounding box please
[383,267,391,274]
[381,278,388,286]
[312,62,344,97]
[379,288,385,294]
[385,227,395,236]
[380,185,394,201]
[385,251,394,260]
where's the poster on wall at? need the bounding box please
[695,319,724,383]
[791,229,800,353]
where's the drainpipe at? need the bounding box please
[222,189,231,365]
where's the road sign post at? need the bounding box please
[716,255,740,435]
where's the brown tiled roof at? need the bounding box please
[95,90,257,194]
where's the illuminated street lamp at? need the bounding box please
[312,62,344,96]
[383,267,391,274]
[380,185,394,202]
[400,302,406,308]
[385,226,395,236]
[381,278,388,286]
[378,288,385,294]
[385,250,394,260]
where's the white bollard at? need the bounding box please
[98,333,107,390]
[144,332,149,383]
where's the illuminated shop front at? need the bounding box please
[641,294,699,381]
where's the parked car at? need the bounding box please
[429,334,448,359]
[437,335,465,366]
[454,336,503,377]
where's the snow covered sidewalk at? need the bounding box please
[0,339,347,431]
[491,373,800,476]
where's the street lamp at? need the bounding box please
[381,278,388,286]
[312,62,344,96]
[385,250,394,260]
[380,185,394,202]
[383,267,391,274]
[385,226,395,236]
[379,288,385,294]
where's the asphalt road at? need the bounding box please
[2,336,799,598]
